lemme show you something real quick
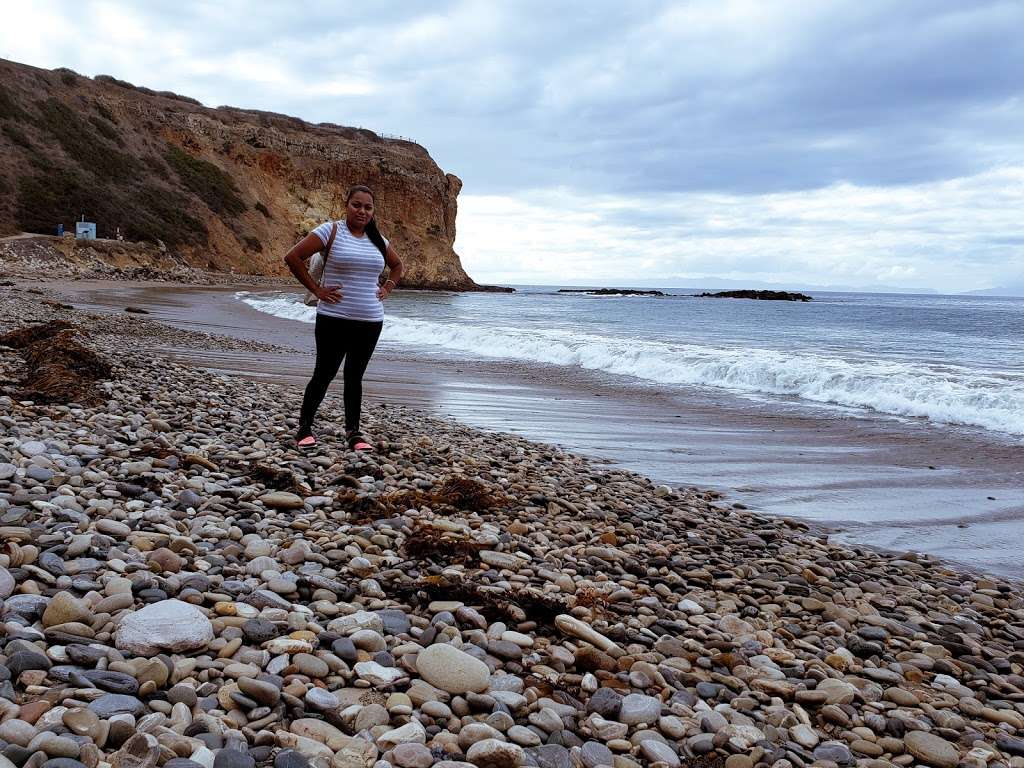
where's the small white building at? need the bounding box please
[75,222,97,240]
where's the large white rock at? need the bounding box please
[376,720,427,749]
[354,661,407,687]
[289,718,349,751]
[416,643,490,695]
[115,599,214,656]
[328,611,384,636]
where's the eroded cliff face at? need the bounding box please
[0,58,481,289]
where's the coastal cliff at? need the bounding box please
[0,58,482,289]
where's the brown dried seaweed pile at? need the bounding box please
[400,521,488,565]
[0,320,112,404]
[381,475,507,514]
[380,571,571,627]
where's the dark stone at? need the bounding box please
[696,681,725,699]
[574,646,616,673]
[194,734,223,750]
[857,626,890,642]
[331,637,357,662]
[527,745,571,768]
[551,691,583,710]
[465,693,496,712]
[580,742,613,768]
[372,651,395,667]
[178,489,203,509]
[48,665,82,683]
[2,595,49,620]
[164,760,205,768]
[213,749,255,768]
[846,635,884,658]
[82,670,139,694]
[1,507,31,525]
[814,743,853,765]
[243,589,291,611]
[274,751,310,768]
[179,574,211,592]
[228,692,259,710]
[25,466,54,483]
[241,619,279,644]
[5,745,34,766]
[547,730,583,748]
[45,630,98,646]
[487,640,524,660]
[37,552,65,575]
[105,720,136,750]
[248,748,272,763]
[669,689,697,708]
[885,717,906,738]
[7,649,51,677]
[586,688,623,719]
[66,645,109,666]
[42,760,88,768]
[654,635,687,657]
[430,611,456,627]
[167,684,199,708]
[996,735,1024,757]
[418,626,438,646]
[374,609,411,636]
[88,694,146,718]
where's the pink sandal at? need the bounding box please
[296,426,317,448]
[347,432,374,452]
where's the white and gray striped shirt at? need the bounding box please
[312,220,387,322]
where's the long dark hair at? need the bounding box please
[346,185,387,257]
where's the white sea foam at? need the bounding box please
[236,291,1024,437]
[237,292,317,323]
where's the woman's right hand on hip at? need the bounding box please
[316,285,343,303]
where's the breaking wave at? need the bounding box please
[237,291,1024,436]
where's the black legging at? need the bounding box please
[300,314,383,435]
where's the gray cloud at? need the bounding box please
[7,0,1020,196]
[2,0,1022,290]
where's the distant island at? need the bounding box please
[559,288,666,296]
[698,290,812,302]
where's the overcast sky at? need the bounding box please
[3,0,1023,292]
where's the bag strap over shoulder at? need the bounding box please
[322,221,338,264]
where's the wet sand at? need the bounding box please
[55,279,1024,578]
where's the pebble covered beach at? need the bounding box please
[1,283,1023,768]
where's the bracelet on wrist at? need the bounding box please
[384,279,397,288]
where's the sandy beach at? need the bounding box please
[2,279,1024,768]
[51,279,1024,579]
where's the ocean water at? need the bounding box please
[237,286,1024,441]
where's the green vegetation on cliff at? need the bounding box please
[165,144,246,217]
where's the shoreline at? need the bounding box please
[42,278,1024,580]
[1,282,1024,768]
[0,234,512,293]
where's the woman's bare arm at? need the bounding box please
[284,233,341,302]
[378,244,404,299]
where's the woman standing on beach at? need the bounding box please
[284,185,403,450]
